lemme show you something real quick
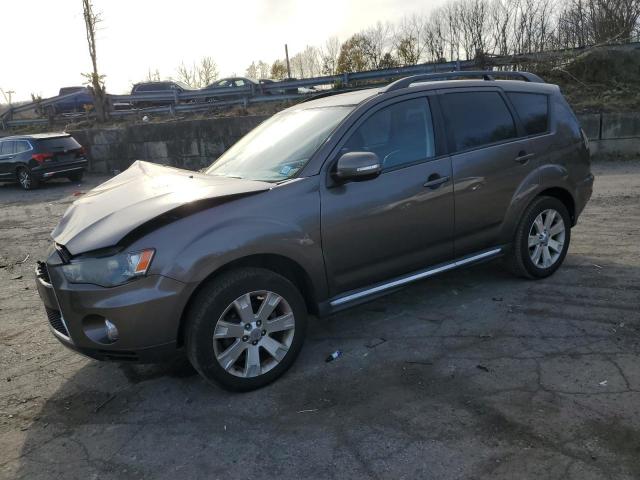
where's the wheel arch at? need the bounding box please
[537,186,576,225]
[176,253,318,347]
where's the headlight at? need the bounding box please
[61,249,155,287]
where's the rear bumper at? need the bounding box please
[35,258,188,363]
[32,159,88,180]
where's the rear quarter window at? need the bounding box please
[507,92,549,135]
[553,96,582,142]
[440,91,517,152]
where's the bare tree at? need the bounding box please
[443,2,463,60]
[489,0,513,55]
[424,11,447,62]
[360,22,395,68]
[290,46,322,78]
[459,0,490,59]
[320,36,341,75]
[395,14,428,64]
[81,0,107,122]
[176,57,218,88]
[145,68,161,82]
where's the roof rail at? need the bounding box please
[300,86,377,103]
[382,70,545,93]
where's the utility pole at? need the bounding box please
[1,89,14,105]
[285,44,291,79]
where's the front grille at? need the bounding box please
[36,261,51,284]
[45,306,69,337]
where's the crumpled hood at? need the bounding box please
[52,160,271,255]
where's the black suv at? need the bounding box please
[0,134,87,190]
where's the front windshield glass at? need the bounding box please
[205,106,352,182]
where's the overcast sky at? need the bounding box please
[2,0,447,102]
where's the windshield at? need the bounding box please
[205,106,352,182]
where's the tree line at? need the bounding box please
[257,0,640,80]
[148,0,639,87]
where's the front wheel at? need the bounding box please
[504,196,571,279]
[186,268,307,391]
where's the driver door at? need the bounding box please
[320,95,454,296]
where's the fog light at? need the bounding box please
[105,319,119,342]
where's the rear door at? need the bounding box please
[438,88,537,256]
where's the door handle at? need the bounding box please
[515,152,535,164]
[423,175,450,189]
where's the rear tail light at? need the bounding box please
[32,153,53,164]
[76,146,86,157]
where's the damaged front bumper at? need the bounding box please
[34,250,189,363]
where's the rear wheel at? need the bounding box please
[17,167,39,190]
[186,268,307,391]
[504,196,571,279]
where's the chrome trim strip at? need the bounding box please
[330,248,502,307]
[42,166,85,178]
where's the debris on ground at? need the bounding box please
[405,360,433,366]
[10,275,23,280]
[599,380,608,387]
[476,364,490,372]
[325,350,343,363]
[297,409,318,413]
[492,297,503,302]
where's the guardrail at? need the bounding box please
[0,57,479,129]
[2,41,638,130]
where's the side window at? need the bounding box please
[441,91,517,152]
[234,79,246,87]
[343,98,436,170]
[507,92,549,135]
[1,141,16,155]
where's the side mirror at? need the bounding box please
[334,151,382,182]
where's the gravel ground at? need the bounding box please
[0,162,639,480]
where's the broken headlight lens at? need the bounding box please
[61,249,155,287]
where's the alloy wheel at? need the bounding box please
[213,291,295,378]
[528,208,565,268]
[18,169,30,189]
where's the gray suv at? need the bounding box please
[35,71,594,391]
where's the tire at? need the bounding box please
[504,196,571,279]
[186,268,308,391]
[67,170,84,182]
[17,167,39,190]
